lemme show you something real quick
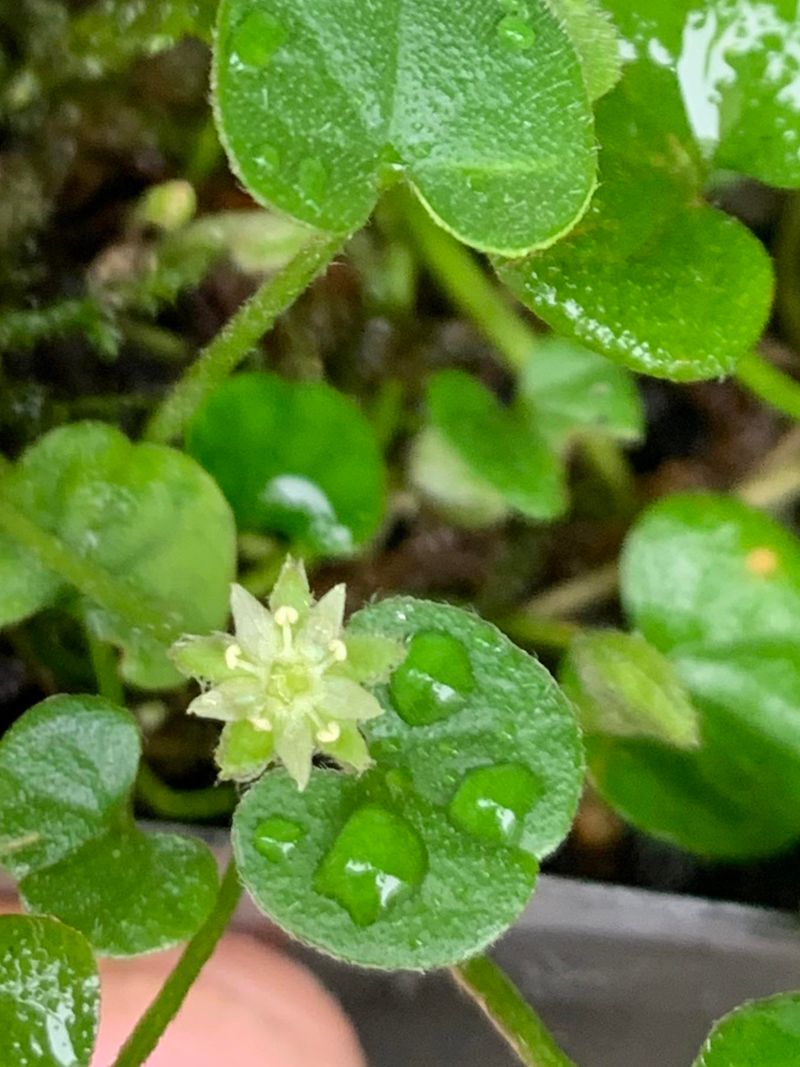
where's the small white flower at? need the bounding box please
[170,557,404,790]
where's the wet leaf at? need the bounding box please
[0,915,99,1067]
[0,422,236,688]
[234,598,583,969]
[187,373,386,557]
[497,0,790,380]
[213,0,597,254]
[586,495,800,858]
[0,695,219,955]
[695,992,800,1066]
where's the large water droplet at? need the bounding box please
[253,817,305,862]
[314,806,427,926]
[298,157,329,203]
[497,15,536,50]
[389,631,474,726]
[231,10,288,67]
[449,763,541,847]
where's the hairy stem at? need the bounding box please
[452,956,576,1067]
[111,858,243,1067]
[0,497,179,645]
[736,351,800,422]
[775,193,800,354]
[144,231,344,444]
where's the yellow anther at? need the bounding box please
[275,606,299,628]
[329,639,347,662]
[225,643,243,670]
[316,722,341,743]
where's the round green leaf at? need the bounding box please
[518,337,644,450]
[0,695,219,955]
[0,422,236,688]
[695,993,800,1067]
[589,642,800,859]
[0,915,99,1067]
[497,87,774,381]
[212,0,597,255]
[543,0,621,102]
[21,831,219,959]
[186,372,386,557]
[417,370,566,522]
[621,493,800,654]
[234,598,583,969]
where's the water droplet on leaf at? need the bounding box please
[449,763,541,847]
[231,10,288,67]
[389,631,474,726]
[255,146,281,172]
[314,806,427,926]
[497,15,536,50]
[253,817,306,862]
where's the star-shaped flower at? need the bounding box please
[170,557,404,790]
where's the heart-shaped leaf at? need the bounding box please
[213,0,597,254]
[0,422,236,688]
[186,372,386,557]
[0,915,99,1067]
[497,0,794,380]
[233,597,583,969]
[621,494,800,654]
[695,993,800,1067]
[0,695,219,956]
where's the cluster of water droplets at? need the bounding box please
[251,629,541,927]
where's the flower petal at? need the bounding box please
[298,584,346,653]
[187,678,264,722]
[321,676,384,721]
[318,722,372,774]
[274,717,315,791]
[216,720,274,782]
[268,557,311,617]
[230,583,278,660]
[332,633,406,685]
[170,633,240,684]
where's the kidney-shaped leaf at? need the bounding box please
[0,695,219,956]
[213,0,597,254]
[621,493,800,655]
[695,992,800,1067]
[0,422,236,688]
[233,597,583,969]
[187,372,386,557]
[0,915,99,1067]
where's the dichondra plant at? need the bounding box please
[1,0,800,1064]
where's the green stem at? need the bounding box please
[736,351,800,421]
[775,193,800,354]
[111,858,243,1067]
[0,497,179,645]
[497,613,579,651]
[398,191,535,370]
[135,762,237,822]
[86,626,124,704]
[143,232,345,443]
[452,956,576,1067]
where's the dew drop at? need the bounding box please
[389,631,475,726]
[385,766,413,797]
[449,763,541,847]
[255,146,281,172]
[231,10,288,67]
[298,157,329,203]
[314,806,427,926]
[497,15,536,50]
[253,817,305,862]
